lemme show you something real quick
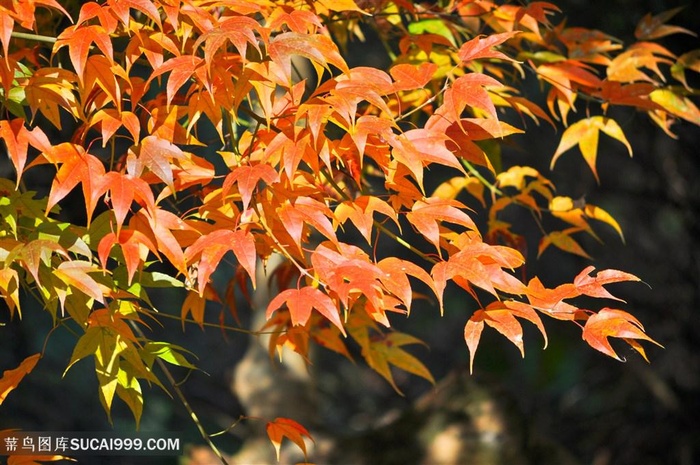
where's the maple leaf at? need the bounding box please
[221,163,279,210]
[442,73,503,122]
[75,2,118,31]
[538,229,592,259]
[266,417,313,462]
[131,209,195,277]
[551,116,633,182]
[367,332,435,393]
[649,89,700,127]
[390,62,438,91]
[347,311,434,394]
[634,7,696,40]
[310,243,387,322]
[148,55,205,107]
[52,260,106,305]
[95,171,156,235]
[334,195,399,244]
[464,301,547,373]
[89,109,141,146]
[671,50,700,91]
[607,47,673,84]
[377,257,438,314]
[266,286,346,335]
[549,196,625,242]
[268,7,322,34]
[54,24,114,84]
[573,266,641,301]
[98,230,159,286]
[535,61,602,120]
[0,120,51,187]
[0,354,41,405]
[0,268,21,318]
[82,55,129,113]
[17,240,69,287]
[582,308,662,361]
[278,197,338,247]
[193,16,262,69]
[107,0,162,30]
[36,143,105,222]
[458,31,520,63]
[268,31,349,82]
[525,276,579,320]
[24,69,80,130]
[406,198,477,251]
[594,81,660,111]
[432,176,480,203]
[127,135,187,191]
[184,229,256,296]
[181,289,207,328]
[433,235,526,302]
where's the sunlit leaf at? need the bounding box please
[551,116,633,182]
[582,308,662,361]
[266,417,313,462]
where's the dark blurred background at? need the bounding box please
[1,1,699,464]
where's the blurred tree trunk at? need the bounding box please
[182,256,582,465]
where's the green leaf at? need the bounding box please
[64,327,103,375]
[116,368,143,428]
[141,342,197,369]
[408,19,456,46]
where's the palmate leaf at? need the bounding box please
[649,89,700,127]
[347,311,434,394]
[464,301,547,373]
[95,172,156,235]
[390,62,438,91]
[582,308,662,361]
[268,31,349,82]
[634,7,696,40]
[98,230,159,285]
[538,229,592,259]
[183,229,256,296]
[127,135,187,192]
[0,120,51,186]
[148,55,205,107]
[52,260,106,304]
[458,31,520,63]
[406,198,477,252]
[573,266,641,301]
[266,417,313,462]
[221,163,278,210]
[32,143,106,222]
[130,208,195,277]
[278,197,338,248]
[193,15,262,68]
[551,116,633,182]
[266,286,345,336]
[54,24,114,84]
[334,195,398,244]
[0,268,21,318]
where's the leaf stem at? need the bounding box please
[11,31,57,44]
[460,159,502,196]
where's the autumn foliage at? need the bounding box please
[0,0,698,461]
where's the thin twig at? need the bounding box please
[129,321,230,465]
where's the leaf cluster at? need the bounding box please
[0,0,698,461]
